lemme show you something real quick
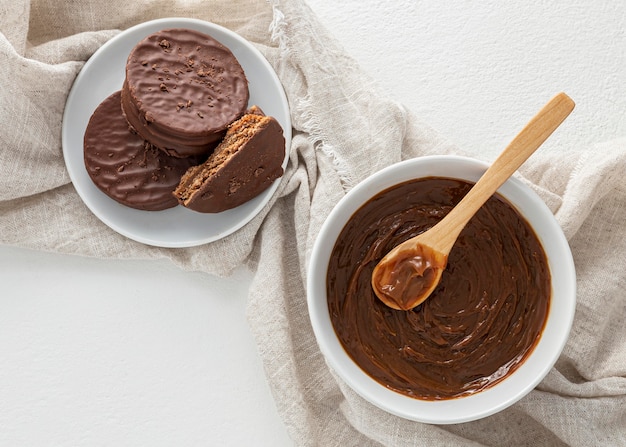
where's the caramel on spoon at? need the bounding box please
[371,92,575,311]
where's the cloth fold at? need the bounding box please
[2,0,626,446]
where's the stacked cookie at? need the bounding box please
[84,28,285,212]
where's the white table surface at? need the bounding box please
[2,1,625,445]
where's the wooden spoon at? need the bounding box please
[371,92,575,311]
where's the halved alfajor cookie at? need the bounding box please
[173,111,285,213]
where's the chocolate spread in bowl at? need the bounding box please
[326,177,551,400]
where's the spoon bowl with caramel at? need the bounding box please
[308,153,576,424]
[372,93,574,310]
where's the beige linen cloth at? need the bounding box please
[2,0,626,445]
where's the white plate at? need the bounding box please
[62,18,291,247]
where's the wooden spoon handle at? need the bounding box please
[430,92,575,254]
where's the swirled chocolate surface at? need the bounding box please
[326,178,550,400]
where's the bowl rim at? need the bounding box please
[307,155,576,424]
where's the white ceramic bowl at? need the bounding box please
[307,155,576,424]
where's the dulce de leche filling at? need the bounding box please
[326,177,550,400]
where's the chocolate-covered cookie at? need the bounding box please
[121,28,249,158]
[84,91,202,211]
[174,111,285,213]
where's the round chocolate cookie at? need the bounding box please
[121,28,250,158]
[84,91,203,211]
